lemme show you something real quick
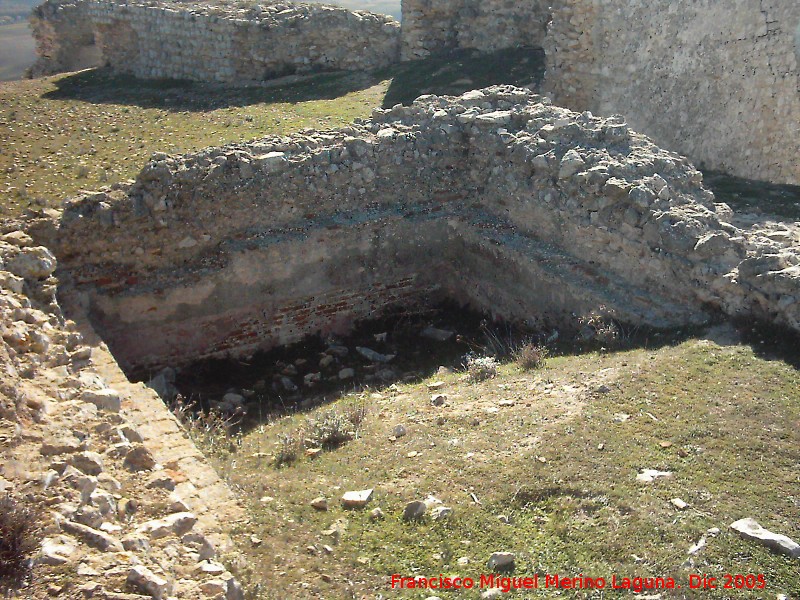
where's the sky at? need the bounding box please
[307,0,401,19]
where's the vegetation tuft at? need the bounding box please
[0,494,40,590]
[513,341,548,370]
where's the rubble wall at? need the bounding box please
[0,230,245,598]
[53,87,800,372]
[30,0,401,82]
[544,0,800,185]
[400,0,550,60]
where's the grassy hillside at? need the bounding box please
[0,22,35,82]
[196,331,800,599]
[0,47,544,218]
[0,43,797,600]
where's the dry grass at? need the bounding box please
[205,333,800,598]
[0,494,40,590]
[0,70,388,218]
[513,341,548,370]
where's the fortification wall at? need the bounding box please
[53,87,799,372]
[400,0,550,60]
[544,0,800,185]
[30,0,401,82]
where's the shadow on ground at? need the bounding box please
[153,294,798,436]
[380,46,546,107]
[41,47,547,113]
[703,170,800,221]
[42,67,385,111]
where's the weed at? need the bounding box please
[170,395,239,456]
[0,494,39,590]
[306,410,354,450]
[274,432,302,468]
[464,354,498,382]
[576,306,620,346]
[513,342,548,370]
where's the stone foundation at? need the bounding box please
[53,86,799,373]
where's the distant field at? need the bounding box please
[0,22,35,82]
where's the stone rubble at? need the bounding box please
[0,237,245,598]
[730,518,800,559]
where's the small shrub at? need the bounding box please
[274,433,302,468]
[342,399,369,429]
[514,342,548,370]
[577,307,620,346]
[306,410,355,450]
[0,494,39,589]
[465,354,498,382]
[170,395,238,456]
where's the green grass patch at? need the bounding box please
[208,337,799,598]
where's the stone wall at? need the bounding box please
[400,0,550,60]
[0,229,245,598]
[30,0,401,82]
[53,87,800,373]
[543,0,800,185]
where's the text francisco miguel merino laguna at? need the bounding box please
[392,573,704,593]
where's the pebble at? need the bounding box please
[310,497,328,511]
[730,518,800,558]
[487,551,515,570]
[402,500,427,521]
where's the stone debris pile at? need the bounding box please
[0,233,245,597]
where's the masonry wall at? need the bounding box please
[30,0,401,82]
[53,87,800,372]
[400,0,550,60]
[544,0,800,185]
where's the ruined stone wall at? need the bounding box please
[544,0,800,185]
[30,0,401,82]
[53,87,800,372]
[400,0,550,60]
[0,228,245,597]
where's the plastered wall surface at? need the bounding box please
[544,0,800,185]
[400,0,550,60]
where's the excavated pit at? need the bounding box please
[50,87,800,416]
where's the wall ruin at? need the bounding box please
[30,0,401,82]
[399,0,800,185]
[400,0,550,60]
[544,0,800,186]
[52,87,799,373]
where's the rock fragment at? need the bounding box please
[730,518,800,558]
[341,489,373,509]
[127,565,170,599]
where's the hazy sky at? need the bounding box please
[307,0,401,19]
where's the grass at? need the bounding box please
[204,334,799,598]
[0,46,546,219]
[0,69,388,218]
